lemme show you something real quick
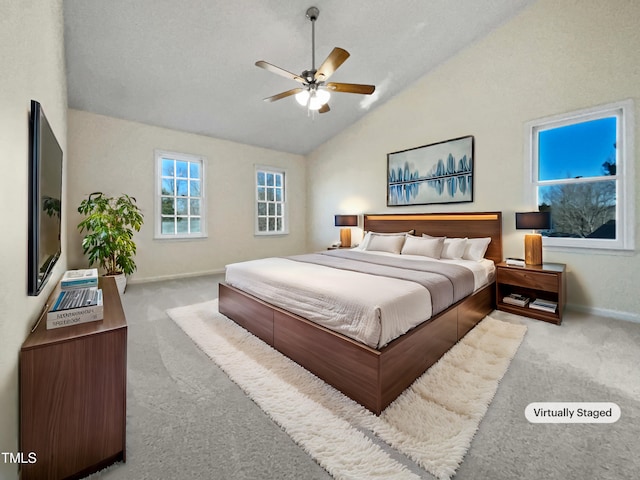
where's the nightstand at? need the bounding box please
[496,262,566,324]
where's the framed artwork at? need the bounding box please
[387,135,474,206]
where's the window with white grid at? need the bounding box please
[155,150,206,239]
[255,166,287,235]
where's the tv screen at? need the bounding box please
[28,100,63,296]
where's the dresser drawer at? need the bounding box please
[497,268,559,292]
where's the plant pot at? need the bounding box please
[109,273,127,295]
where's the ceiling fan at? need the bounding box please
[255,6,375,114]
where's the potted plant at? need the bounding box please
[77,192,144,294]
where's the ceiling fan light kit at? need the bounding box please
[295,88,331,110]
[255,6,375,115]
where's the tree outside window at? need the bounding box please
[537,117,617,239]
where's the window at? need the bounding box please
[155,150,206,239]
[255,166,287,235]
[526,100,634,251]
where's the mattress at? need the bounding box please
[224,250,495,349]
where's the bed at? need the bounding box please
[218,212,502,414]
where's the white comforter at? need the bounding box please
[224,250,495,349]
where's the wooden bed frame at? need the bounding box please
[218,212,502,415]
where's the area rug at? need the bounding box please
[167,300,527,480]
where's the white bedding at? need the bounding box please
[224,250,495,349]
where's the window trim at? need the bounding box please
[254,165,288,236]
[524,99,635,251]
[154,149,207,240]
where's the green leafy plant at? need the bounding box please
[77,192,144,276]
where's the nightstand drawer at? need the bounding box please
[497,268,559,292]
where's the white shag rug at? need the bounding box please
[167,300,526,480]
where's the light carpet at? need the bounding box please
[167,300,527,480]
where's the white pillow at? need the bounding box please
[354,232,371,250]
[401,235,445,259]
[357,230,414,250]
[441,237,468,259]
[463,237,491,261]
[423,234,468,259]
[365,233,407,254]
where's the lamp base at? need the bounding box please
[339,228,352,248]
[524,234,543,265]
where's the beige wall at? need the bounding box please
[306,0,640,320]
[67,110,307,282]
[0,1,67,478]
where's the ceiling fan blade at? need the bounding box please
[325,82,375,95]
[319,103,330,114]
[255,61,305,84]
[314,48,350,82]
[263,88,303,103]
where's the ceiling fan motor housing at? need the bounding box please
[301,70,317,83]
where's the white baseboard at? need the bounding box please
[567,303,640,324]
[128,269,226,285]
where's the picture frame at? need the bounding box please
[387,135,474,206]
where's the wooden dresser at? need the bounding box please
[20,276,127,480]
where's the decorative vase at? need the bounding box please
[111,273,127,295]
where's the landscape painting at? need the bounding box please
[387,136,474,206]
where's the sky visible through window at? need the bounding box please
[538,117,616,181]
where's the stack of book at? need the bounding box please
[502,293,530,307]
[46,269,103,330]
[529,298,558,313]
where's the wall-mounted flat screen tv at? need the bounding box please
[28,100,63,296]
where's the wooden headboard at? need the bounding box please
[363,212,503,264]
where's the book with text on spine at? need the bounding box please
[46,290,103,329]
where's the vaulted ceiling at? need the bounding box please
[63,0,535,155]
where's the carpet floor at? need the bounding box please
[167,300,527,480]
[82,275,640,480]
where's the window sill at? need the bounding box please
[254,232,289,237]
[154,233,208,241]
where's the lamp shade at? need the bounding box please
[295,89,310,106]
[334,215,358,227]
[515,211,551,230]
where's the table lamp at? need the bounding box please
[515,211,551,265]
[334,215,358,247]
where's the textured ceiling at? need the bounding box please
[63,0,534,155]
